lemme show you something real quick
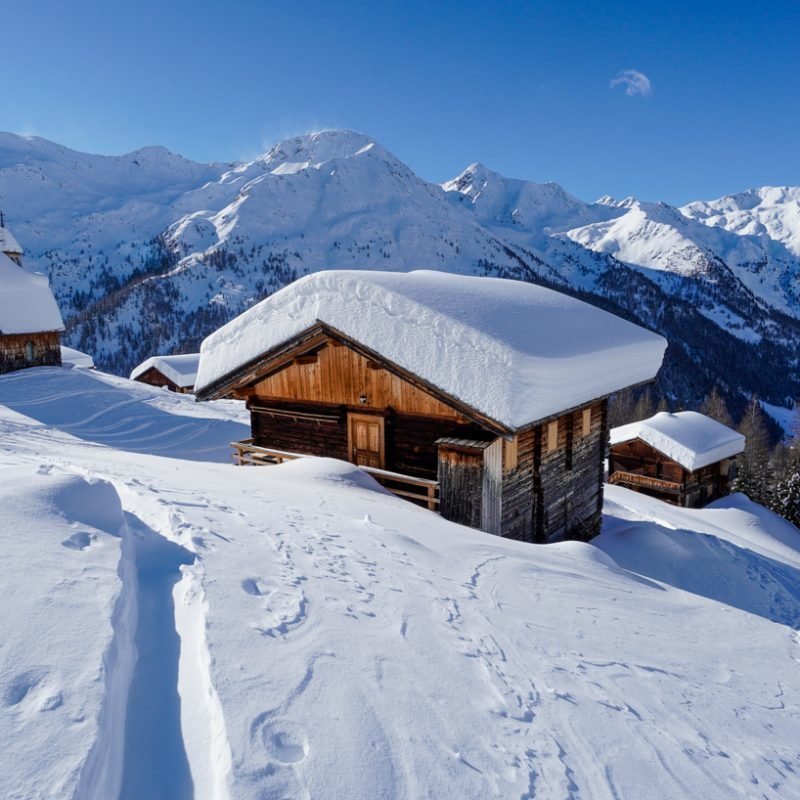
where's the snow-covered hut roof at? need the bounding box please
[196,270,667,430]
[60,345,95,369]
[0,252,64,335]
[0,225,23,256]
[610,411,745,471]
[130,353,201,389]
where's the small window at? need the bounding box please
[25,341,35,362]
[504,436,518,470]
[582,407,592,437]
[547,420,558,453]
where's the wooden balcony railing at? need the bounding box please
[608,470,697,496]
[608,470,679,493]
[230,439,439,511]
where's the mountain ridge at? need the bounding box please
[0,128,797,419]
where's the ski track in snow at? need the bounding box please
[1,368,800,799]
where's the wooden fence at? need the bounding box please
[231,439,439,510]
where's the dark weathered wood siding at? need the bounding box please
[437,443,485,530]
[250,402,349,461]
[533,402,606,542]
[0,331,61,374]
[387,413,472,480]
[500,431,536,542]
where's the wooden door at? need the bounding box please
[348,414,385,469]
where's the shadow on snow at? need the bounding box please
[0,367,248,462]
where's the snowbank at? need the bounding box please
[610,410,745,471]
[0,469,131,800]
[196,270,667,428]
[1,369,798,800]
[61,345,95,369]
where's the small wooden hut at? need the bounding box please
[0,219,63,374]
[195,270,666,542]
[609,411,745,507]
[130,354,201,394]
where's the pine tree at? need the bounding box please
[632,388,656,422]
[700,386,734,427]
[731,395,773,506]
[771,402,800,528]
[608,388,636,428]
[773,447,800,528]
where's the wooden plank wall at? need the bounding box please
[253,340,464,420]
[609,439,684,483]
[0,331,61,374]
[534,402,606,542]
[437,445,484,529]
[500,430,536,542]
[387,413,472,479]
[251,405,349,461]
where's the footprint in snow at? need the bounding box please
[3,670,46,706]
[242,577,268,596]
[61,531,96,550]
[267,727,309,764]
[2,668,60,712]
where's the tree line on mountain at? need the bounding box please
[609,386,800,528]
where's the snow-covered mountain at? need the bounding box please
[1,130,798,414]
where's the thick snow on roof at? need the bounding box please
[0,251,64,334]
[60,345,94,369]
[197,270,667,428]
[0,225,22,255]
[611,411,745,471]
[130,353,200,388]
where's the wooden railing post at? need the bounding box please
[229,440,440,511]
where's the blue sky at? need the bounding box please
[5,0,800,204]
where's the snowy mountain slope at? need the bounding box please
[684,186,800,257]
[1,366,799,799]
[1,130,799,414]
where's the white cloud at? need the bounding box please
[610,69,652,97]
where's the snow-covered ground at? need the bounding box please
[1,367,799,800]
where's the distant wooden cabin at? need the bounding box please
[609,411,745,507]
[195,270,666,542]
[130,354,201,394]
[0,219,63,374]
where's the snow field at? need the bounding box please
[0,367,799,799]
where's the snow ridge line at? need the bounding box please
[174,562,234,800]
[73,519,138,800]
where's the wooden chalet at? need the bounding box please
[609,411,745,507]
[130,353,201,394]
[0,217,63,374]
[195,270,666,542]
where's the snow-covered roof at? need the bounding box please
[60,345,94,369]
[0,225,23,255]
[610,411,745,471]
[130,353,201,388]
[196,270,667,429]
[0,251,64,335]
